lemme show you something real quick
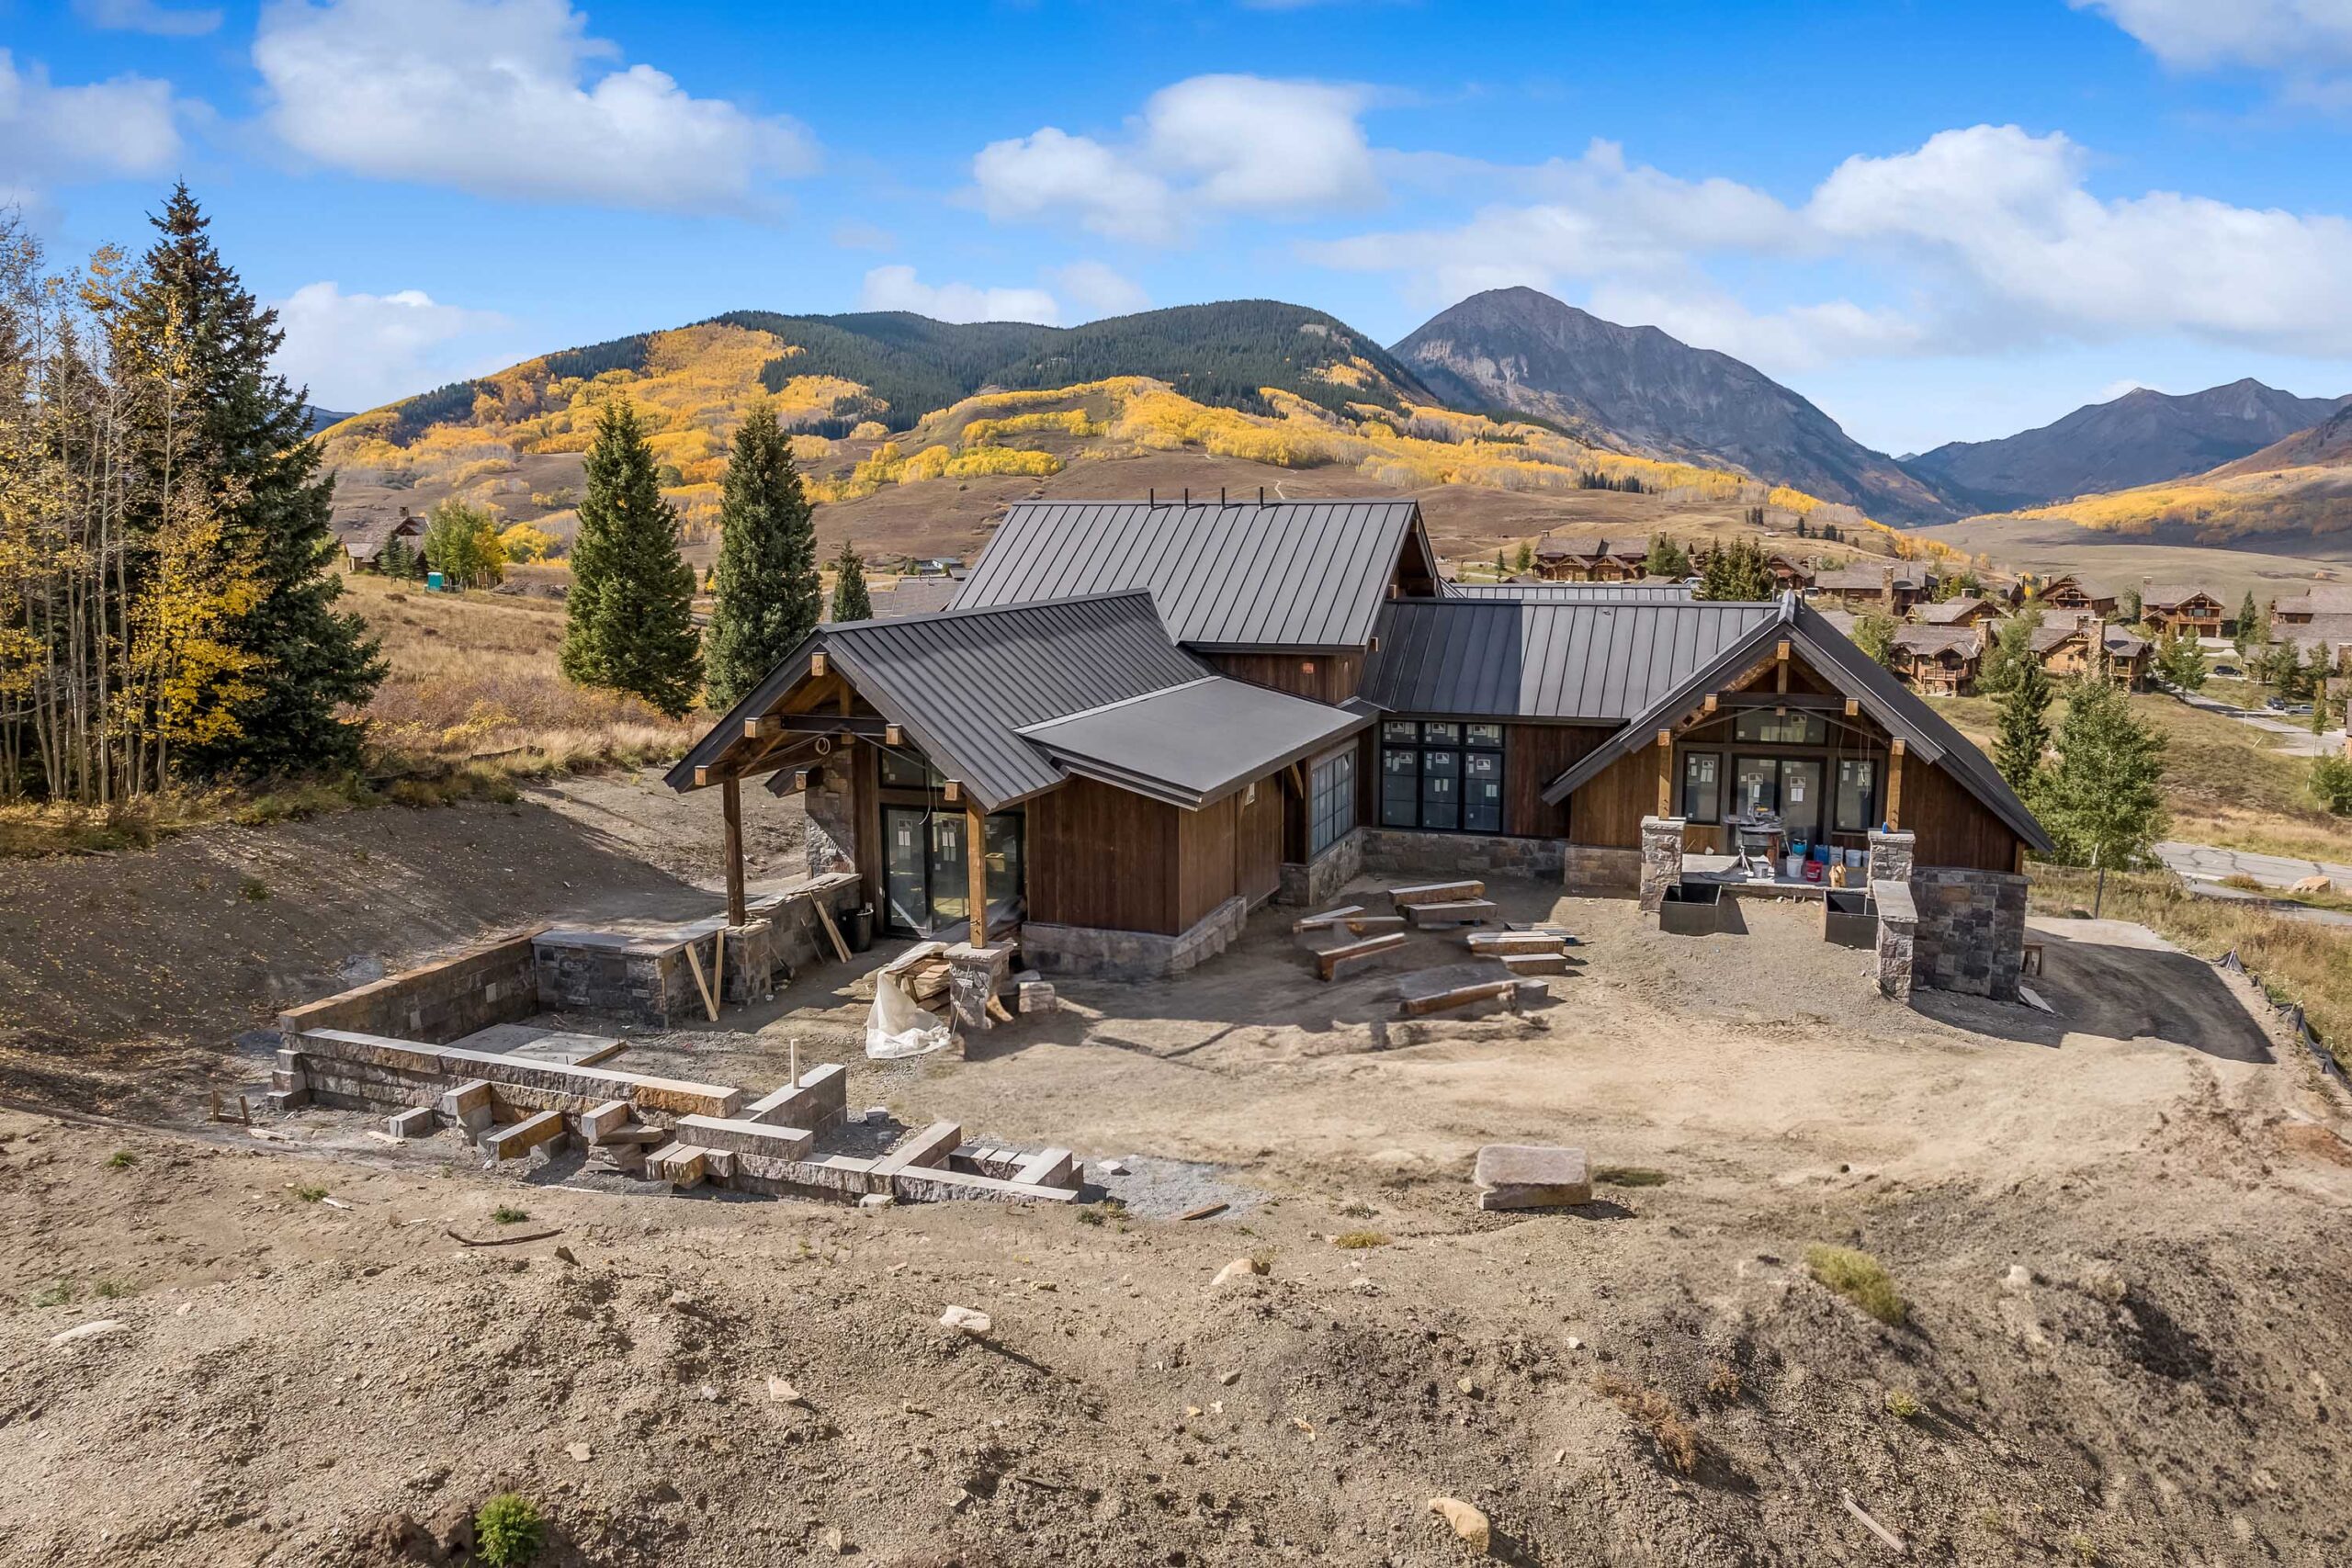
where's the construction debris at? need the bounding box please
[1396,962,1520,1018]
[1464,929,1566,957]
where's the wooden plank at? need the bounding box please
[809,650,828,677]
[811,896,853,964]
[965,800,988,948]
[1340,914,1406,933]
[1315,931,1407,980]
[1395,962,1520,1018]
[1499,951,1571,976]
[1388,879,1485,907]
[721,775,748,928]
[1291,904,1365,933]
[683,940,719,1022]
[1887,739,1906,830]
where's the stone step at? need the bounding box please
[1499,952,1571,976]
[1402,899,1499,929]
[1464,930,1565,955]
[1388,879,1486,908]
[482,1110,565,1161]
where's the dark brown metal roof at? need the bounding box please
[1360,598,1780,721]
[951,499,1429,650]
[1018,678,1368,809]
[1446,581,1695,604]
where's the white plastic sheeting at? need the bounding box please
[865,968,951,1059]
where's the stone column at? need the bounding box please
[1871,878,1917,1001]
[1866,828,1916,887]
[944,942,1012,1050]
[1638,816,1687,914]
[804,760,858,879]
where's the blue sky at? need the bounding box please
[9,0,2352,455]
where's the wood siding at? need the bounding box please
[1505,723,1607,839]
[1024,778,1180,934]
[1205,651,1364,705]
[1176,794,1238,930]
[1904,756,2025,872]
[1236,778,1283,905]
[1569,747,1659,847]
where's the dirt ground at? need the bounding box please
[4,792,2351,1567]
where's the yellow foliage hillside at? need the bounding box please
[2002,467,2352,541]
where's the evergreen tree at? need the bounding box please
[1979,606,2043,695]
[2154,626,2207,692]
[2233,590,2260,656]
[1512,540,1534,574]
[831,542,873,622]
[123,184,383,775]
[704,400,821,710]
[379,536,411,579]
[1696,536,1773,601]
[1851,612,1898,668]
[1992,658,2052,796]
[561,398,702,716]
[1644,534,1691,580]
[2040,677,2167,907]
[2119,586,2143,625]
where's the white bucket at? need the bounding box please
[1784,854,1804,879]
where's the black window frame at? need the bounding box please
[1834,756,1879,834]
[1680,750,1723,824]
[1380,719,1505,834]
[1308,746,1356,856]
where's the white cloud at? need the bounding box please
[74,0,223,36]
[254,0,817,213]
[0,50,183,195]
[1308,123,2352,369]
[1046,260,1148,319]
[2075,0,2352,106]
[272,281,510,410]
[970,73,1381,245]
[856,265,1059,325]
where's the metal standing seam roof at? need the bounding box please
[1017,676,1370,809]
[1535,597,2052,853]
[664,591,1214,809]
[951,500,1429,650]
[1358,598,1781,721]
[1443,581,1696,604]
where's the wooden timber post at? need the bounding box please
[964,800,988,948]
[1886,739,1906,830]
[1655,728,1673,817]
[721,775,748,928]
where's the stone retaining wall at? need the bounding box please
[1022,894,1250,981]
[1361,829,1562,880]
[277,928,546,1044]
[1562,844,1640,897]
[1277,829,1363,908]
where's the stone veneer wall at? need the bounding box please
[1022,895,1249,981]
[277,928,546,1044]
[1360,829,1563,880]
[805,761,857,878]
[1871,880,1917,1001]
[1277,829,1364,908]
[1910,867,2030,1002]
[1563,844,1641,897]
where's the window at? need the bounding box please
[877,748,938,790]
[1835,758,1877,833]
[1309,748,1356,855]
[1680,751,1721,823]
[1733,710,1826,746]
[1380,720,1504,833]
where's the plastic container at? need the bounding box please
[847,904,876,953]
[1784,853,1804,880]
[1845,848,1864,868]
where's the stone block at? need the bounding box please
[674,1114,816,1160]
[386,1106,435,1140]
[1638,816,1687,916]
[872,1121,961,1179]
[1473,1145,1592,1210]
[1018,980,1057,1014]
[483,1110,565,1161]
[582,1100,633,1141]
[439,1079,494,1120]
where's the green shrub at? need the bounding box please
[106,1150,136,1170]
[1331,1230,1390,1249]
[492,1204,529,1224]
[2312,754,2352,816]
[1805,1244,1908,1325]
[1884,1388,1922,1419]
[475,1493,546,1567]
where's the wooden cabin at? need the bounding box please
[2029,619,2151,688]
[331,507,426,571]
[2035,574,2118,617]
[1889,625,1984,695]
[1808,563,1928,615]
[2141,587,2226,638]
[1531,535,1646,581]
[672,500,2047,989]
[2270,586,2352,626]
[1917,595,1998,629]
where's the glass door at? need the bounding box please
[883,807,931,935]
[926,811,970,932]
[1732,756,1779,818]
[881,806,1023,937]
[1780,759,1824,842]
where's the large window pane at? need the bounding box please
[1836,758,1875,832]
[1383,721,1419,743]
[1382,723,1506,833]
[1732,756,1779,818]
[1733,710,1826,746]
[1310,749,1356,854]
[1465,722,1504,748]
[1381,747,1419,827]
[1681,751,1721,822]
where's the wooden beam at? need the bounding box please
[1844,697,1860,717]
[1656,728,1673,817]
[1702,694,1718,715]
[944,779,961,804]
[721,776,748,927]
[885,723,902,748]
[965,801,988,948]
[809,650,829,678]
[1886,739,1905,829]
[1776,638,1791,694]
[747,714,890,739]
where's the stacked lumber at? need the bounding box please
[881,940,954,1010]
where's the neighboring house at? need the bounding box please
[2029,620,2151,688]
[2142,587,2228,638]
[1531,534,1646,581]
[824,573,965,624]
[668,499,2048,1002]
[331,507,425,571]
[2273,614,2352,665]
[2270,585,2352,626]
[1809,563,1929,615]
[1917,595,1998,629]
[1765,553,1816,591]
[1890,625,1984,695]
[2034,574,2118,617]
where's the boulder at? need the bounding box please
[939,1305,992,1337]
[1210,1256,1269,1290]
[2292,874,2333,894]
[1473,1144,1592,1211]
[1428,1496,1493,1553]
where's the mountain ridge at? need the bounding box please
[1389,286,1955,525]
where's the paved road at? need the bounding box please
[2172,689,2345,757]
[2156,840,2352,890]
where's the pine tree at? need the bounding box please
[123,184,383,775]
[2040,676,2167,899]
[1512,540,1533,574]
[831,542,872,622]
[2233,590,2259,656]
[562,398,702,716]
[2154,626,2207,692]
[1644,534,1690,580]
[1852,612,1897,668]
[704,400,821,710]
[1992,658,2052,795]
[1697,536,1773,601]
[379,536,411,579]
